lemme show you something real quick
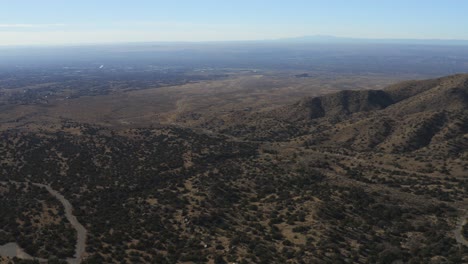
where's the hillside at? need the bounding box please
[199,74,468,154]
[0,74,466,263]
[298,74,468,155]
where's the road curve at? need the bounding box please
[454,210,468,247]
[0,181,87,264]
[33,183,87,264]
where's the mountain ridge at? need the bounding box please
[198,74,468,156]
[273,73,468,122]
[277,35,468,45]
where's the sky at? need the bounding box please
[1,0,467,46]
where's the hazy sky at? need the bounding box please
[1,0,467,46]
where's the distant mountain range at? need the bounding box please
[276,35,468,45]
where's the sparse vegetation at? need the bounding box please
[0,71,466,263]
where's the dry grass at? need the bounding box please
[0,72,407,131]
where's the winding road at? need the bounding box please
[0,181,87,264]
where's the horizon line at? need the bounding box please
[1,35,468,48]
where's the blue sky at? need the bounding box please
[1,0,467,45]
